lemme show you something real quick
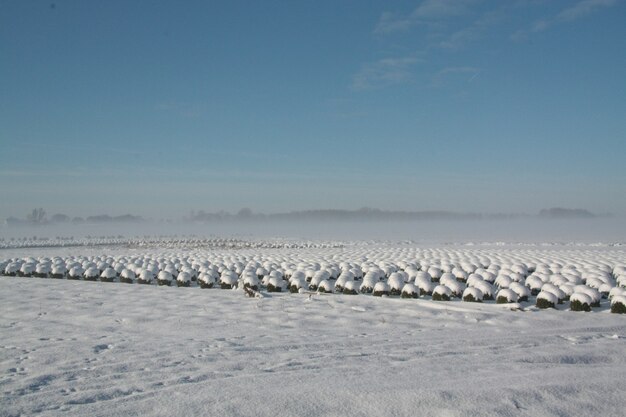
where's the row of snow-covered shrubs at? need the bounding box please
[2,253,626,313]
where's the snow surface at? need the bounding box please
[2,243,626,416]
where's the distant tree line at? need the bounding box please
[4,209,144,226]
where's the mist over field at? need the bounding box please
[3,216,626,243]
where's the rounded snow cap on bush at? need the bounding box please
[610,296,626,314]
[401,283,419,299]
[496,288,519,304]
[343,280,359,295]
[373,281,390,297]
[536,291,558,309]
[570,292,593,312]
[432,285,452,301]
[462,287,483,302]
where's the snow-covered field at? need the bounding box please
[2,242,626,416]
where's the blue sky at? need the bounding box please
[1,0,625,219]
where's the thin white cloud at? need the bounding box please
[556,0,617,22]
[374,0,481,34]
[351,57,421,90]
[432,67,481,86]
[512,0,618,40]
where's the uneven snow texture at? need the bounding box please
[2,277,626,417]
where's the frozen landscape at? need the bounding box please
[3,0,626,415]
[2,236,626,417]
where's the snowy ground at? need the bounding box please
[2,258,626,417]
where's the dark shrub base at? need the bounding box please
[177,281,191,287]
[84,277,98,282]
[372,290,389,297]
[390,288,402,296]
[68,275,81,280]
[267,284,282,292]
[518,296,529,302]
[137,279,152,285]
[420,289,433,296]
[343,288,358,295]
[360,286,373,294]
[33,273,48,278]
[120,278,134,284]
[243,283,259,291]
[199,282,214,289]
[497,296,513,304]
[100,277,115,283]
[220,283,234,289]
[157,280,172,286]
[401,291,418,299]
[289,284,300,293]
[463,294,481,303]
[536,298,555,309]
[611,301,626,314]
[432,293,450,301]
[51,273,65,279]
[570,299,591,312]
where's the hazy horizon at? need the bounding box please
[2,1,626,220]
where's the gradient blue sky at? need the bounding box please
[1,0,625,219]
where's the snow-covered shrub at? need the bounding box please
[447,281,466,298]
[432,285,452,301]
[541,283,566,304]
[388,272,406,295]
[267,276,285,292]
[4,262,21,276]
[415,276,435,296]
[318,279,334,293]
[439,273,456,287]
[18,262,36,277]
[83,267,99,281]
[176,271,192,287]
[372,281,390,297]
[157,271,173,286]
[525,275,545,295]
[34,263,51,278]
[494,274,512,289]
[99,267,117,282]
[342,280,359,295]
[198,272,217,289]
[496,289,519,304]
[611,296,626,314]
[474,281,494,300]
[242,273,260,291]
[50,265,67,279]
[68,266,84,280]
[359,272,378,294]
[570,292,592,312]
[572,286,601,307]
[309,270,330,291]
[509,282,531,302]
[609,287,626,300]
[220,271,238,289]
[536,291,558,309]
[462,287,483,303]
[334,273,353,293]
[289,275,306,293]
[400,283,419,299]
[452,267,468,282]
[137,269,154,285]
[427,266,442,282]
[120,268,135,284]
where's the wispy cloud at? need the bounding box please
[374,0,480,34]
[512,0,618,40]
[351,57,421,90]
[432,67,481,86]
[439,9,504,49]
[556,0,617,22]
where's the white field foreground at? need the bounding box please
[1,243,626,416]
